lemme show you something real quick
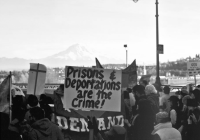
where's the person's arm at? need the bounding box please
[124,119,131,127]
[159,97,164,111]
[56,127,64,140]
[170,109,177,125]
[28,130,38,140]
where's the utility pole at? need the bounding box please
[124,44,128,67]
[155,0,161,88]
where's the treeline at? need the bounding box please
[0,68,63,83]
[0,54,199,83]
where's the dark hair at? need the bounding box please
[126,88,132,93]
[12,95,23,106]
[40,94,47,101]
[30,107,45,120]
[192,89,200,103]
[142,80,148,86]
[133,85,145,95]
[27,95,38,107]
[169,96,179,110]
[123,91,129,99]
[59,84,64,91]
[164,86,170,94]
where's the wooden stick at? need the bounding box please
[89,111,94,140]
[34,63,39,95]
[194,74,197,87]
[9,71,12,122]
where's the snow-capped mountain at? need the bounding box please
[0,44,125,70]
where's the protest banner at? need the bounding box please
[27,63,47,95]
[0,74,11,114]
[54,91,125,133]
[122,59,137,88]
[63,66,122,112]
[95,58,104,69]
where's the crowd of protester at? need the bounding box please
[122,83,200,140]
[0,83,200,140]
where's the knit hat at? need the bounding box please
[104,125,126,137]
[156,112,169,120]
[145,84,157,95]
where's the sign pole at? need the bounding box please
[194,74,197,87]
[33,63,39,95]
[9,71,12,122]
[89,111,94,140]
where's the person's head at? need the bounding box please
[132,85,145,98]
[126,88,132,94]
[187,99,198,109]
[156,112,170,124]
[191,89,200,103]
[123,90,129,99]
[12,95,23,107]
[153,83,163,92]
[138,99,153,116]
[27,95,38,108]
[104,125,126,140]
[55,84,64,96]
[145,84,157,95]
[182,95,191,106]
[40,94,47,102]
[140,80,148,87]
[29,107,45,123]
[168,96,179,109]
[59,84,64,91]
[163,86,170,95]
[181,86,188,94]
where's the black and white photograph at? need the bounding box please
[0,0,200,140]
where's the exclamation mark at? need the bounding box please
[101,100,105,108]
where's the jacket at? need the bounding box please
[28,118,64,140]
[147,93,159,115]
[130,114,154,140]
[152,122,182,140]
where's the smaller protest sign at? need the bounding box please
[187,61,200,76]
[27,63,47,95]
[157,44,164,54]
[139,74,151,84]
[122,60,137,88]
[63,66,122,112]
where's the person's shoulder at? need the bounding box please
[152,134,161,140]
[162,94,170,100]
[49,121,60,129]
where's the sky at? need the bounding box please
[0,0,199,65]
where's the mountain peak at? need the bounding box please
[49,44,94,61]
